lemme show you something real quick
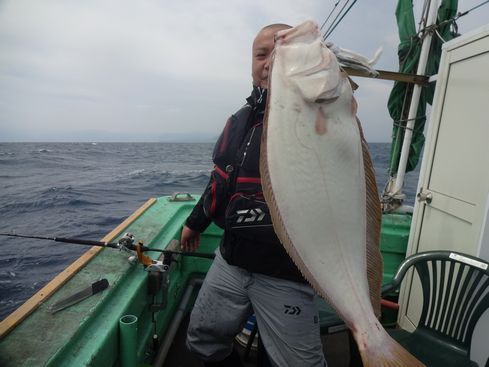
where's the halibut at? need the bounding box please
[260,21,424,367]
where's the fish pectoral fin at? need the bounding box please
[327,43,383,77]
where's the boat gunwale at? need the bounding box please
[0,197,157,340]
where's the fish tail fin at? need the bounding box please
[354,328,426,367]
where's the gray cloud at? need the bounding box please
[0,0,487,142]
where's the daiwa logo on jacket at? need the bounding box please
[235,208,266,223]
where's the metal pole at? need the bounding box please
[152,277,204,367]
[391,0,440,195]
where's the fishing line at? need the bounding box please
[324,0,358,40]
[320,0,341,31]
[322,0,351,39]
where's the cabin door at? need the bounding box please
[409,34,489,261]
[397,28,489,365]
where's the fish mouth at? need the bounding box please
[274,20,321,47]
[272,23,341,104]
[273,21,336,78]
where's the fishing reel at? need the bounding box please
[142,240,182,273]
[118,232,136,252]
[121,233,159,269]
[125,234,174,273]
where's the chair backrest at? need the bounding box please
[389,251,489,353]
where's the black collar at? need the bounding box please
[246,86,268,111]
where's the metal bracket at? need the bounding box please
[147,240,181,312]
[145,260,170,273]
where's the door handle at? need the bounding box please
[417,188,433,204]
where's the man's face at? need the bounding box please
[251,27,284,89]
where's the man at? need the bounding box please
[181,24,327,367]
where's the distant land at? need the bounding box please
[0,129,390,144]
[0,131,219,143]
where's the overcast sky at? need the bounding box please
[0,0,487,143]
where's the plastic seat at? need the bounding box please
[381,251,489,367]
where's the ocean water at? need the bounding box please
[0,142,420,321]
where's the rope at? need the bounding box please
[391,114,428,132]
[423,0,489,37]
[434,29,447,43]
[456,0,489,19]
[320,0,488,45]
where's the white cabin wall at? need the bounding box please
[398,24,489,367]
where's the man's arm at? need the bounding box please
[181,178,213,252]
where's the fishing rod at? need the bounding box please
[0,232,215,261]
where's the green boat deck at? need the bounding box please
[0,196,220,366]
[0,195,411,367]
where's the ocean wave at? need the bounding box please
[116,168,210,179]
[0,186,101,215]
[127,169,146,176]
[107,168,211,194]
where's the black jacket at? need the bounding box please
[186,86,305,283]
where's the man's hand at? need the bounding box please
[180,225,201,252]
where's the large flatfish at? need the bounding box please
[260,20,424,366]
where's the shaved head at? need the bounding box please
[260,23,292,32]
[252,23,292,88]
[253,23,292,49]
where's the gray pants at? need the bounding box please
[187,251,327,366]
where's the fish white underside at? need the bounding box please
[265,65,375,326]
[262,21,425,366]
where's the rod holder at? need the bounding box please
[119,314,138,367]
